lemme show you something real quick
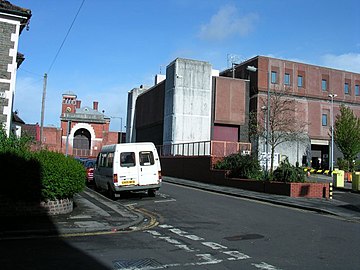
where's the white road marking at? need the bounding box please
[202,241,228,250]
[158,224,173,228]
[154,199,176,203]
[169,228,204,241]
[144,224,281,269]
[146,230,161,236]
[223,250,251,260]
[252,262,282,270]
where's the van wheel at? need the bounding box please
[148,189,156,197]
[108,185,116,200]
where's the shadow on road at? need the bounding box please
[0,152,111,270]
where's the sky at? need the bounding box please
[11,0,360,131]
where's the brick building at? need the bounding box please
[224,56,360,169]
[23,92,121,158]
[0,0,31,136]
[127,56,360,170]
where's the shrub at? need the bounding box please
[33,150,86,200]
[0,128,33,157]
[272,159,306,183]
[0,128,86,201]
[0,152,42,202]
[215,153,263,180]
[337,158,349,171]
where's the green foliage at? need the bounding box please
[337,158,349,171]
[0,127,85,201]
[33,150,86,200]
[334,104,360,171]
[0,152,42,201]
[215,153,263,180]
[272,159,306,183]
[0,128,33,157]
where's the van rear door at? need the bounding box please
[138,150,159,186]
[117,151,138,186]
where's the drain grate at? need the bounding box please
[113,258,163,269]
[224,234,264,241]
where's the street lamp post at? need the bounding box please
[329,94,337,172]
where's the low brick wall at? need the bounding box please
[161,156,329,199]
[0,197,73,216]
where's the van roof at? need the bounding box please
[100,142,156,153]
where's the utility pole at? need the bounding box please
[40,73,47,146]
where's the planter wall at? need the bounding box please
[161,156,329,199]
[0,196,73,216]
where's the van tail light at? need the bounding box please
[113,174,118,183]
[158,171,162,181]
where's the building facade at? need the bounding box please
[0,0,31,136]
[127,58,251,157]
[23,92,121,158]
[128,56,360,169]
[222,56,360,169]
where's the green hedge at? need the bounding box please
[33,150,86,200]
[215,153,263,180]
[0,128,85,201]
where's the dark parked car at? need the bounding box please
[83,159,96,184]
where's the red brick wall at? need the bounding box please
[161,156,329,198]
[213,77,246,125]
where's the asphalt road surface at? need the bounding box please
[1,182,360,270]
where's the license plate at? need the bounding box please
[122,179,135,185]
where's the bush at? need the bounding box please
[0,151,42,201]
[272,159,306,183]
[33,150,86,200]
[215,153,263,180]
[1,127,86,201]
[0,128,33,157]
[337,158,350,171]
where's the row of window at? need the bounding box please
[97,151,155,168]
[270,71,360,96]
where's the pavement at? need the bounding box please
[1,175,359,239]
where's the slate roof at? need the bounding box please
[0,0,31,16]
[0,0,32,32]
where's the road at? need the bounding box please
[1,182,360,270]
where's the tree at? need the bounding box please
[250,87,307,174]
[333,104,360,171]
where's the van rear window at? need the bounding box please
[139,151,155,166]
[120,152,136,167]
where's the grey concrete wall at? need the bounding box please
[163,58,212,146]
[126,86,147,143]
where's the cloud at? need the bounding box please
[198,5,258,41]
[322,53,360,73]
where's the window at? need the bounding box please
[355,85,359,96]
[298,75,303,87]
[120,152,136,167]
[139,151,155,166]
[284,73,290,85]
[107,152,114,168]
[99,153,107,167]
[322,114,328,126]
[271,71,277,84]
[322,79,327,91]
[344,83,350,94]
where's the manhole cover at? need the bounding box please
[113,258,163,269]
[224,234,264,241]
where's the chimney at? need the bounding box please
[93,101,98,111]
[76,100,81,109]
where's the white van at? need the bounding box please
[93,142,162,199]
